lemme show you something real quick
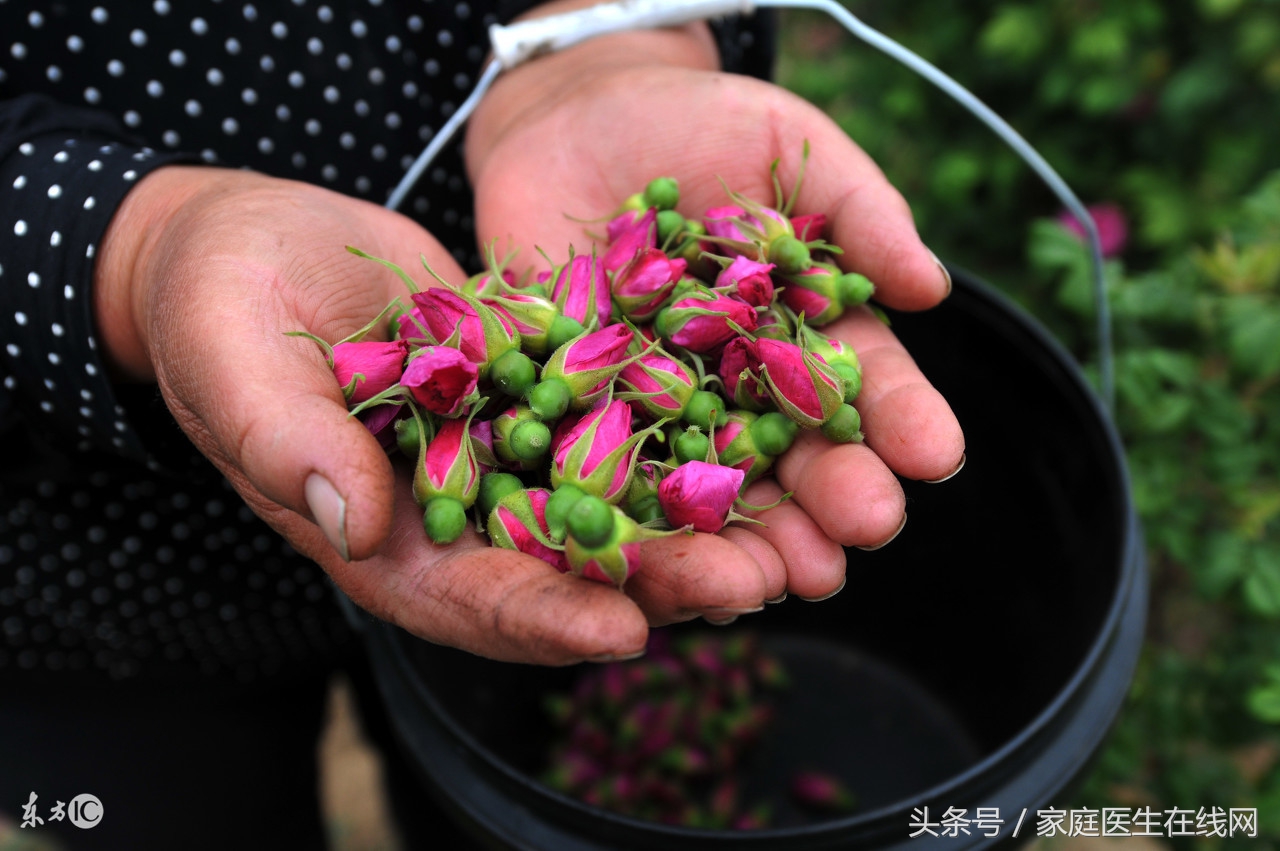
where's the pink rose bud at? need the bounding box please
[602,208,658,274]
[409,287,520,379]
[714,256,776,308]
[400,345,478,417]
[470,419,497,473]
[657,460,745,534]
[487,488,569,573]
[797,324,862,403]
[542,750,603,793]
[653,284,759,353]
[462,266,517,298]
[411,417,481,509]
[778,261,875,326]
[754,305,796,342]
[358,403,407,451]
[551,397,663,503]
[790,212,827,242]
[611,247,687,322]
[756,337,845,429]
[1057,202,1128,258]
[713,410,775,486]
[717,336,770,411]
[702,205,759,256]
[550,252,612,331]
[789,770,857,813]
[481,290,560,357]
[332,339,410,404]
[615,352,697,421]
[704,202,792,259]
[395,307,431,343]
[538,323,637,412]
[777,262,843,326]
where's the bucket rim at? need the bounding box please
[374,266,1146,843]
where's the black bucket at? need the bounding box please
[360,266,1147,849]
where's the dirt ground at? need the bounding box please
[318,676,404,851]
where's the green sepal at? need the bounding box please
[551,415,671,505]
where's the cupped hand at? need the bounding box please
[465,27,966,610]
[93,166,659,664]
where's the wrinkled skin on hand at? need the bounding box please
[465,23,964,619]
[92,16,963,666]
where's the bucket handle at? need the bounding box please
[385,0,1115,413]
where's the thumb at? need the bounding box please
[151,248,467,562]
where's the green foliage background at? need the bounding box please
[776,1,1280,844]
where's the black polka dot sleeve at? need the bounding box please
[0,94,200,468]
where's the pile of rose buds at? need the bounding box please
[303,147,874,588]
[541,630,786,828]
[539,629,858,828]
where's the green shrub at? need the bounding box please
[779,1,1280,834]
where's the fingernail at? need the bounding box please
[704,615,738,627]
[798,576,845,603]
[928,250,952,298]
[765,592,788,605]
[305,473,349,561]
[587,649,646,664]
[703,605,764,617]
[855,513,907,552]
[923,453,966,484]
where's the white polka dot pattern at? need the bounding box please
[0,0,773,679]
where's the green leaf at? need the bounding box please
[1110,269,1198,324]
[1243,546,1280,618]
[1069,19,1131,66]
[1197,0,1246,20]
[1220,296,1280,378]
[1028,219,1089,273]
[978,6,1048,65]
[1159,58,1234,120]
[1197,530,1252,598]
[1115,348,1200,433]
[928,150,984,205]
[1245,665,1280,723]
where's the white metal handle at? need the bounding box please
[488,0,758,70]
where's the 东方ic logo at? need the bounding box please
[68,794,103,829]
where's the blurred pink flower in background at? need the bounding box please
[1057,203,1129,258]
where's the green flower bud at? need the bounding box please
[545,483,587,543]
[395,415,421,461]
[683,390,725,432]
[477,472,525,522]
[627,494,665,525]
[423,497,467,544]
[492,405,551,469]
[837,272,875,307]
[820,404,863,443]
[674,427,710,465]
[566,495,616,549]
[749,412,799,457]
[656,209,686,245]
[528,378,572,422]
[490,349,537,398]
[642,176,680,212]
[768,234,811,274]
[546,315,587,353]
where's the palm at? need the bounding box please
[467,62,964,560]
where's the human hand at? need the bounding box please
[92,166,668,664]
[464,13,966,613]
